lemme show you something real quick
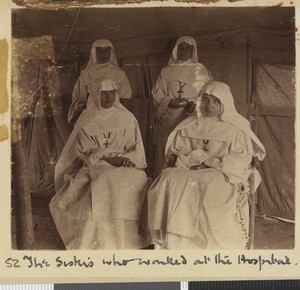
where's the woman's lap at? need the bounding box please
[50,165,148,249]
[148,167,249,249]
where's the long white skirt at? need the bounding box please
[148,167,249,250]
[50,162,149,249]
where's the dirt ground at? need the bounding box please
[12,197,294,250]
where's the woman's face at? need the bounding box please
[200,93,222,118]
[177,42,193,61]
[100,90,116,109]
[96,47,111,64]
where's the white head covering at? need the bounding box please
[86,39,118,68]
[199,81,265,159]
[76,78,129,131]
[196,81,246,125]
[168,36,198,64]
[166,81,266,161]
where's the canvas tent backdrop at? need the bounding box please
[11,7,295,232]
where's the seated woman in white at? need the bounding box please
[147,81,266,250]
[50,79,148,250]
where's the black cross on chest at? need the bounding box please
[177,81,187,98]
[103,132,111,148]
[203,139,209,152]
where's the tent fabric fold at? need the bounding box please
[253,61,295,220]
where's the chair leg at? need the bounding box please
[248,170,256,249]
[249,195,256,249]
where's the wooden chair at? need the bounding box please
[247,103,260,250]
[248,157,260,249]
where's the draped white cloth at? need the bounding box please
[50,79,148,249]
[152,36,213,178]
[148,81,266,250]
[68,39,132,124]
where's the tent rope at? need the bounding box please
[12,7,82,116]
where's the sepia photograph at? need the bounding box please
[10,5,295,253]
[1,1,299,283]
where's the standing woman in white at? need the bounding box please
[152,36,212,178]
[68,39,132,125]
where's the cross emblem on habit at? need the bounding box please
[103,132,111,148]
[177,81,186,98]
[203,139,209,152]
[103,139,111,148]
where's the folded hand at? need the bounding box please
[169,98,189,108]
[103,156,136,168]
[190,163,209,170]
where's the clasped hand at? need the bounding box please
[169,98,189,108]
[190,163,209,170]
[103,156,136,168]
